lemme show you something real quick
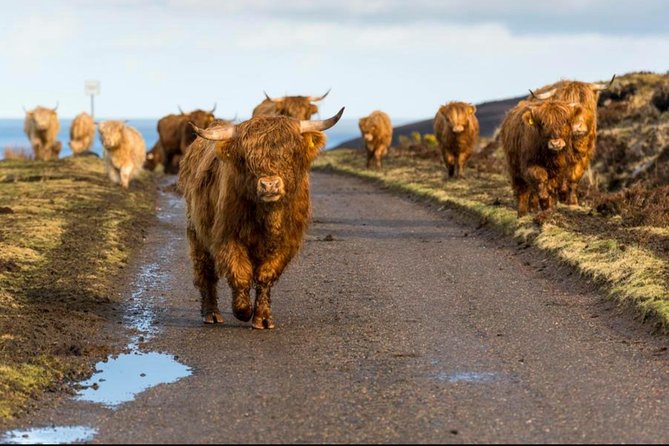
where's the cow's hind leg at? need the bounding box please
[188,226,223,324]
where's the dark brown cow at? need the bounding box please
[433,102,479,178]
[158,105,216,174]
[23,105,61,161]
[359,110,392,169]
[501,100,584,217]
[252,90,330,120]
[144,141,163,171]
[528,76,614,204]
[178,108,344,328]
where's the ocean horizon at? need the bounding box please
[0,117,416,160]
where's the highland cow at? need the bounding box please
[98,121,146,189]
[144,141,163,171]
[23,105,61,161]
[252,90,330,120]
[69,112,95,155]
[178,108,344,328]
[158,105,216,174]
[528,77,614,204]
[359,111,393,169]
[434,102,479,178]
[501,100,584,217]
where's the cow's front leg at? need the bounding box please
[526,166,552,211]
[218,240,253,322]
[252,254,291,330]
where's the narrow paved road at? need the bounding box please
[9,171,669,443]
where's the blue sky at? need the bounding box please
[1,0,669,119]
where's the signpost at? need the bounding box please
[85,80,100,120]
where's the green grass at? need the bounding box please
[314,149,669,326]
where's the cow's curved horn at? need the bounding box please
[528,89,538,100]
[178,105,185,114]
[308,88,331,102]
[264,91,284,103]
[210,103,217,114]
[531,89,555,100]
[52,102,59,111]
[190,122,235,141]
[299,107,344,133]
[592,74,616,92]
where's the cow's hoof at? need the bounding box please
[251,316,275,330]
[232,302,253,322]
[203,310,224,324]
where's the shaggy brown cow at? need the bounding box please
[359,110,392,169]
[158,105,216,174]
[252,90,330,120]
[178,108,344,328]
[434,102,479,178]
[23,105,61,161]
[528,77,614,204]
[501,100,584,217]
[98,120,146,188]
[69,112,95,155]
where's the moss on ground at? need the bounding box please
[314,149,669,326]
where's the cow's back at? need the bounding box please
[252,100,277,118]
[124,125,147,167]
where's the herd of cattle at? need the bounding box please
[17,78,614,326]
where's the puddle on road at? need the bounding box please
[76,351,191,408]
[2,426,96,444]
[75,189,192,408]
[434,371,499,383]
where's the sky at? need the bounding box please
[1,0,669,120]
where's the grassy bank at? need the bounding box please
[314,149,669,326]
[0,156,156,422]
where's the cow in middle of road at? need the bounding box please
[434,102,479,179]
[178,108,345,328]
[500,100,585,217]
[252,90,330,120]
[98,120,146,189]
[358,110,393,169]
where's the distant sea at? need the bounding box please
[0,117,413,160]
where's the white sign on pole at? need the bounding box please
[85,80,100,96]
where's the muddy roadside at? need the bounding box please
[0,156,157,423]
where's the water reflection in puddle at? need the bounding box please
[435,371,499,383]
[2,426,96,444]
[75,196,192,408]
[76,351,191,407]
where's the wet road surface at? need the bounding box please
[4,171,669,443]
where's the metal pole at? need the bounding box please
[90,94,95,120]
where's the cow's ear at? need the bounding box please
[303,132,326,161]
[468,104,476,115]
[522,110,535,127]
[214,140,233,160]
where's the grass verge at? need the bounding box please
[314,149,669,326]
[0,156,156,422]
